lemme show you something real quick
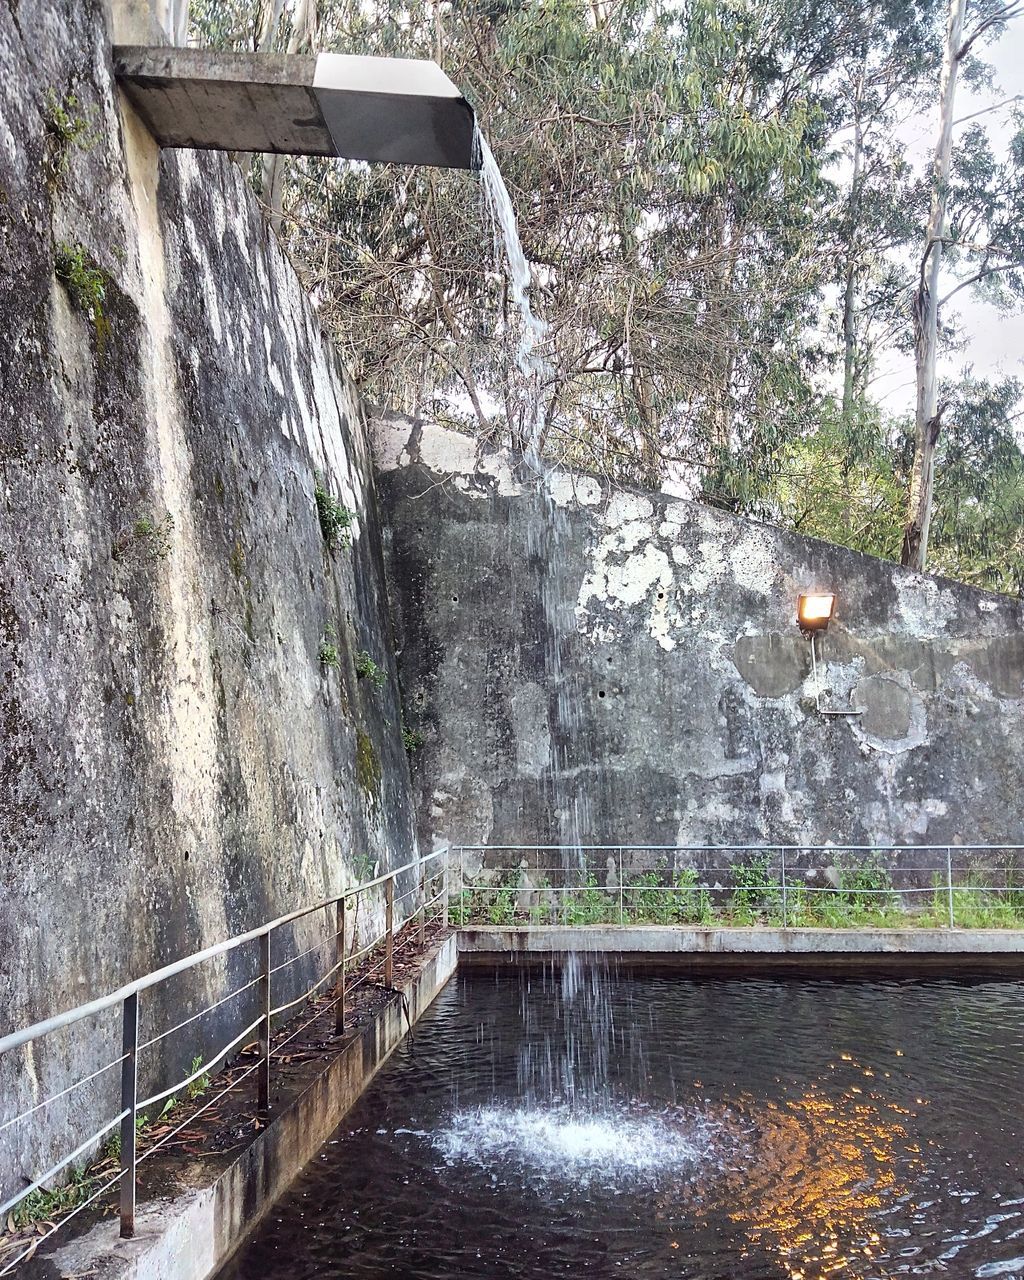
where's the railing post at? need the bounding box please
[335,896,346,1035]
[258,931,271,1115]
[443,848,450,930]
[419,857,427,944]
[119,992,138,1239]
[946,846,955,930]
[781,848,788,929]
[385,874,395,985]
[617,847,624,925]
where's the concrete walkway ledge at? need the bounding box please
[457,926,1024,972]
[40,934,457,1280]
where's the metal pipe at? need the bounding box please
[781,848,788,929]
[419,859,427,945]
[947,846,955,930]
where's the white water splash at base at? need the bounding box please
[435,1104,706,1185]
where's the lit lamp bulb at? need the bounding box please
[797,592,836,633]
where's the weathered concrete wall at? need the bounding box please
[375,414,1024,858]
[0,0,416,1189]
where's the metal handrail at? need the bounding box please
[455,843,1024,851]
[452,844,1024,933]
[0,845,450,1252]
[0,847,445,1058]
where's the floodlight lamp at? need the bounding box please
[797,592,836,634]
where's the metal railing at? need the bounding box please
[0,847,449,1272]
[450,844,1024,931]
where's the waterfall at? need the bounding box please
[474,127,592,892]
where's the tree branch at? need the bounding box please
[939,259,1023,307]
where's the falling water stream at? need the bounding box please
[475,127,593,875]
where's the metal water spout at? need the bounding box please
[113,47,477,169]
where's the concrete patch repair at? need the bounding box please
[2,0,1024,1278]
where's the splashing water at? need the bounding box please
[436,1103,706,1186]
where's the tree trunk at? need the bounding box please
[260,0,318,233]
[154,0,190,44]
[841,63,865,424]
[902,0,967,571]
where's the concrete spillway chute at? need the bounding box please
[113,47,477,169]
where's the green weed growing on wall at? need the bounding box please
[314,480,353,551]
[355,651,386,690]
[43,89,96,168]
[318,622,340,668]
[112,514,174,564]
[55,243,105,315]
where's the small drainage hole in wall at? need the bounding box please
[451,595,459,604]
[598,690,606,698]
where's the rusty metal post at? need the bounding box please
[119,991,139,1238]
[258,931,271,1114]
[385,875,395,985]
[335,896,346,1035]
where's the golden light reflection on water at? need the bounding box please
[713,1059,924,1280]
[645,1054,923,1280]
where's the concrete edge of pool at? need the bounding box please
[37,934,458,1280]
[456,925,1024,970]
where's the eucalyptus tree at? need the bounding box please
[902,0,1024,571]
[825,0,940,423]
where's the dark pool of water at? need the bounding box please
[218,965,1024,1279]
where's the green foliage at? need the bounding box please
[318,623,339,668]
[401,724,425,752]
[314,480,353,551]
[730,853,782,923]
[921,873,1024,929]
[187,1055,212,1101]
[112,513,174,564]
[565,877,612,925]
[763,387,1024,595]
[12,1165,95,1229]
[355,651,386,690]
[43,89,96,169]
[450,856,1024,930]
[54,242,107,328]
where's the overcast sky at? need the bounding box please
[872,21,1024,415]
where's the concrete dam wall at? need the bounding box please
[0,0,417,1190]
[375,414,1024,859]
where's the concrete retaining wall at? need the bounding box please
[374,414,1024,860]
[1,0,417,1191]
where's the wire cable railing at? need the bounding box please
[450,844,1024,931]
[0,846,450,1264]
